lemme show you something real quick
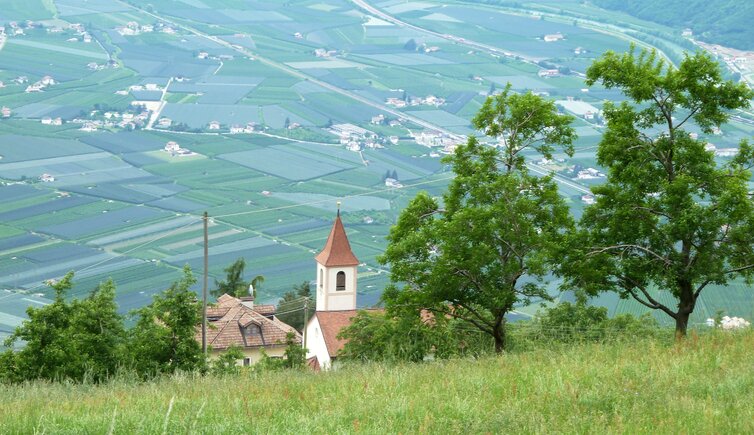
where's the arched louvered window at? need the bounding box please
[336,271,346,291]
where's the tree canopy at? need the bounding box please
[276,281,314,332]
[562,47,754,337]
[380,85,576,352]
[212,258,264,299]
[127,266,206,377]
[0,274,125,383]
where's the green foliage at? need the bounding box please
[338,311,495,363]
[594,0,754,50]
[380,86,576,352]
[563,47,754,337]
[1,273,126,383]
[276,281,313,332]
[127,266,206,377]
[255,333,306,371]
[212,258,264,299]
[282,332,306,369]
[210,346,244,376]
[529,301,659,344]
[338,311,435,362]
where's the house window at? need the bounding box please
[242,324,263,344]
[319,269,323,289]
[243,357,251,367]
[336,271,346,291]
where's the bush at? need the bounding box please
[520,301,660,345]
[211,346,244,376]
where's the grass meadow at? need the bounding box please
[1,331,753,433]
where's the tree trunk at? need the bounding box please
[492,321,506,354]
[675,281,696,340]
[674,311,690,340]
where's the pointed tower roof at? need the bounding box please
[315,211,359,267]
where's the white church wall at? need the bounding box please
[305,315,331,369]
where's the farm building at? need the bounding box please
[198,294,301,366]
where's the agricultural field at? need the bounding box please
[0,0,752,332]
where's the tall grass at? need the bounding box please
[1,331,753,433]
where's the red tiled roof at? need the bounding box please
[314,309,383,357]
[253,304,276,316]
[315,310,358,357]
[314,214,359,267]
[197,294,301,351]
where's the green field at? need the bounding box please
[1,0,753,328]
[1,332,753,433]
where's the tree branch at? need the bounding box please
[724,264,754,275]
[621,276,678,319]
[589,244,672,266]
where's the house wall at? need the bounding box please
[209,345,287,366]
[304,315,332,370]
[315,263,357,311]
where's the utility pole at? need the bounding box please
[302,297,309,350]
[202,211,208,355]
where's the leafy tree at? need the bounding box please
[68,279,127,382]
[282,332,306,369]
[253,333,305,371]
[128,266,205,377]
[338,310,495,362]
[1,274,126,383]
[527,301,659,345]
[562,48,754,338]
[276,281,313,331]
[338,311,435,362]
[210,345,244,376]
[212,258,264,299]
[380,84,576,352]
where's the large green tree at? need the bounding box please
[211,258,264,299]
[128,266,205,377]
[1,273,126,383]
[276,281,314,331]
[380,85,576,352]
[563,48,754,338]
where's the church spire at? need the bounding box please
[315,207,359,267]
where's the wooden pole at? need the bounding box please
[302,297,309,350]
[202,211,208,355]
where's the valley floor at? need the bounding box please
[2,332,753,433]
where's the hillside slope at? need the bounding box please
[594,0,754,50]
[2,332,754,433]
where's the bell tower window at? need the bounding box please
[336,271,346,291]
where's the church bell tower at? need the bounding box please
[314,208,359,311]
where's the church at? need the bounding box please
[304,209,365,370]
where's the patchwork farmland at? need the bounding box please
[1,0,753,343]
